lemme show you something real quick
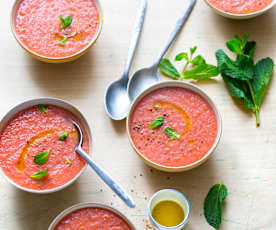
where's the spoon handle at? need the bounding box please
[154,0,196,66]
[76,147,136,208]
[124,0,147,76]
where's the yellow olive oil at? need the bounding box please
[151,200,185,227]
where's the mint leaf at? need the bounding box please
[30,168,48,180]
[222,75,254,110]
[252,58,274,108]
[66,158,72,165]
[164,127,180,139]
[34,151,50,165]
[59,133,68,141]
[159,59,180,79]
[150,116,164,129]
[191,55,206,65]
[226,39,242,55]
[244,41,256,59]
[190,46,197,56]
[181,64,219,80]
[204,183,228,229]
[175,52,188,62]
[154,104,162,110]
[38,104,47,113]
[238,54,254,79]
[59,15,73,30]
[59,37,68,45]
[216,49,251,81]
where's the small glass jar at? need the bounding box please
[148,189,190,230]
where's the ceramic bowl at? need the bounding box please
[203,0,276,19]
[126,81,222,172]
[0,98,92,194]
[48,203,136,230]
[148,189,190,230]
[10,0,103,63]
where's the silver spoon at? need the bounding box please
[127,0,196,101]
[71,120,136,208]
[104,0,147,120]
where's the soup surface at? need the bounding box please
[208,0,273,14]
[14,0,100,58]
[54,207,132,230]
[129,87,218,167]
[0,105,89,190]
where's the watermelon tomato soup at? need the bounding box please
[129,86,218,168]
[0,104,89,191]
[14,0,100,58]
[208,0,273,14]
[54,207,132,230]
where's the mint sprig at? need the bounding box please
[164,127,180,139]
[216,35,274,126]
[204,183,228,229]
[159,46,219,80]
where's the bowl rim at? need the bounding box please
[48,202,136,230]
[203,0,276,19]
[126,80,222,172]
[0,97,92,194]
[10,0,103,62]
[147,189,190,230]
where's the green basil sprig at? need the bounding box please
[30,168,48,180]
[204,183,228,229]
[164,127,180,139]
[34,151,49,165]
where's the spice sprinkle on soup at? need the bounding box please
[129,87,218,168]
[0,104,89,191]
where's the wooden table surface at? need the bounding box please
[1,0,276,229]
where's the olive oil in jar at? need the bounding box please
[152,200,185,227]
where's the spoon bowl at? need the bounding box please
[128,66,160,101]
[105,76,130,120]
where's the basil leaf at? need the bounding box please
[164,127,180,139]
[38,104,47,113]
[30,168,48,180]
[252,58,274,108]
[59,133,68,141]
[190,46,197,56]
[204,183,228,229]
[182,64,219,80]
[59,15,73,29]
[159,59,180,79]
[59,37,68,45]
[222,75,254,110]
[150,116,164,129]
[175,52,188,62]
[34,151,50,165]
[216,49,252,81]
[66,158,72,165]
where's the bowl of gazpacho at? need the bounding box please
[48,203,136,230]
[127,81,222,172]
[204,0,276,19]
[11,0,102,63]
[0,98,91,193]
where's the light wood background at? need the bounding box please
[0,0,276,229]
